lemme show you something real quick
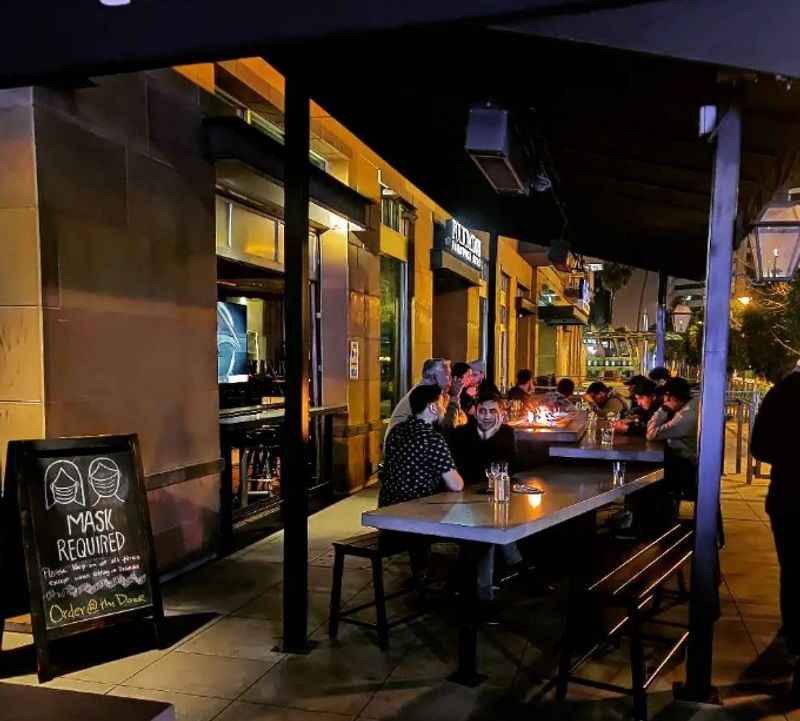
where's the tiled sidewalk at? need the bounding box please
[2,455,798,720]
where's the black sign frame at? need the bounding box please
[2,434,164,682]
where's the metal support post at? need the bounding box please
[282,73,312,654]
[679,102,741,703]
[735,401,743,475]
[486,231,499,386]
[655,271,667,368]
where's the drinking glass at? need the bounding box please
[485,466,496,493]
[493,463,510,503]
[612,461,626,486]
[600,425,615,448]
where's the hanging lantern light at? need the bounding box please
[748,187,800,284]
[671,304,692,333]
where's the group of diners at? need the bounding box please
[377,358,699,606]
[381,358,524,605]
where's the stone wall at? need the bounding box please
[32,70,219,572]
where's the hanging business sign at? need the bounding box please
[441,220,483,270]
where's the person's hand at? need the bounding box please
[613,420,628,433]
[450,375,464,398]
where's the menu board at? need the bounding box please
[2,435,163,681]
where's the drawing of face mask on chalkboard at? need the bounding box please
[44,460,86,510]
[88,457,124,505]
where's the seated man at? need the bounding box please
[507,368,534,404]
[586,381,628,419]
[451,384,525,600]
[380,384,465,581]
[542,377,577,413]
[646,377,698,527]
[380,384,464,507]
[614,378,658,436]
[450,383,516,485]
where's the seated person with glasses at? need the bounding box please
[614,378,659,436]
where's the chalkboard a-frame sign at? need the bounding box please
[1,434,164,682]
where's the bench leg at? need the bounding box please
[328,548,345,640]
[371,557,389,650]
[628,605,648,721]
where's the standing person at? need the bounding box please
[507,369,534,403]
[385,358,463,440]
[585,382,628,419]
[751,361,800,698]
[450,384,525,602]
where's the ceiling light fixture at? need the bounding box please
[99,0,131,6]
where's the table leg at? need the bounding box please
[447,549,488,686]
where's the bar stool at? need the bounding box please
[328,531,423,650]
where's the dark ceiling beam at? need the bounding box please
[566,172,711,212]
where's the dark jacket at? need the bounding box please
[751,370,800,515]
[449,418,517,486]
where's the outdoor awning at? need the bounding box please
[203,116,370,227]
[538,304,589,326]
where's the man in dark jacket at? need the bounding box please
[450,384,524,600]
[751,362,800,698]
[450,384,517,485]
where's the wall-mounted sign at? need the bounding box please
[442,220,483,270]
[349,340,359,380]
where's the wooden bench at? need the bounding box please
[556,523,693,721]
[328,531,425,650]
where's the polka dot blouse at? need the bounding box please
[379,417,456,507]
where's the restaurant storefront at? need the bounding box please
[0,57,548,574]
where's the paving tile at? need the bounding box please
[177,617,285,663]
[109,686,230,721]
[43,677,114,694]
[214,701,353,721]
[233,590,331,633]
[64,647,165,685]
[241,641,394,716]
[123,650,275,699]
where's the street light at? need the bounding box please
[671,304,692,333]
[748,188,800,283]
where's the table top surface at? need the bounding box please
[362,462,664,544]
[549,433,665,463]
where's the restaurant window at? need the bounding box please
[380,256,408,421]
[381,196,401,232]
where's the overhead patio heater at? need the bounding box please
[748,187,800,284]
[465,104,530,195]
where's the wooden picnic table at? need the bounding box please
[362,461,665,684]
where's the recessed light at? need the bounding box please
[100,0,131,6]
